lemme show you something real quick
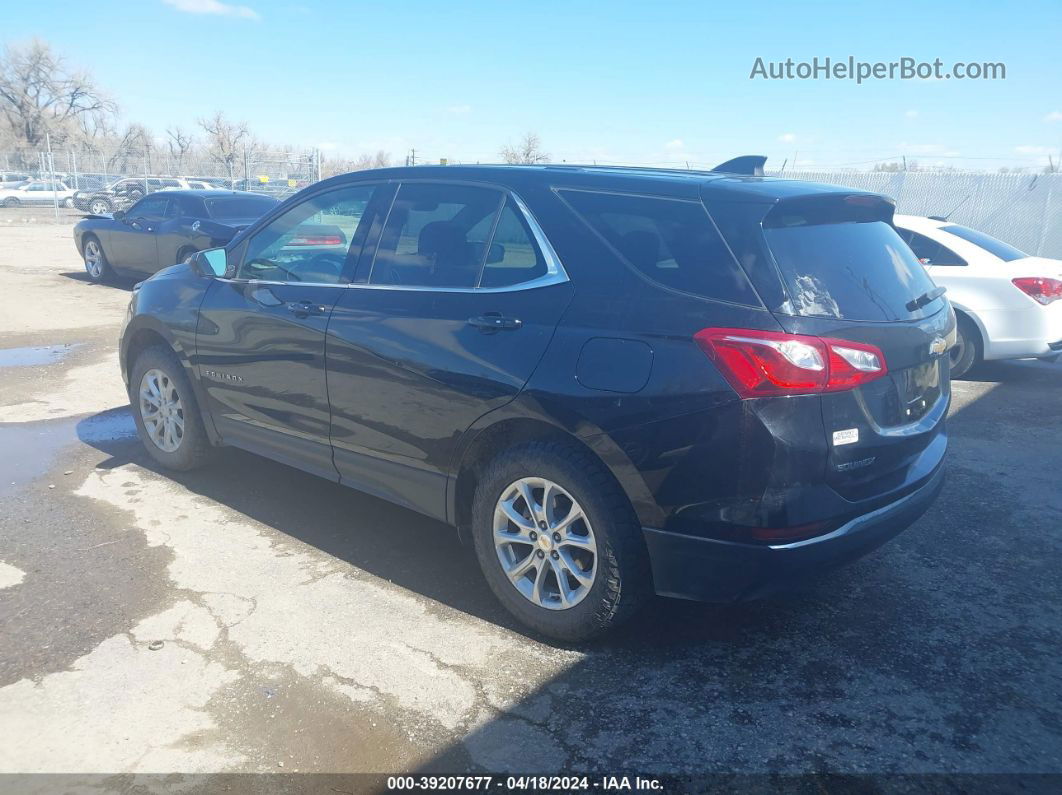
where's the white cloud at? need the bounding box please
[1044,111,1062,123]
[664,139,685,151]
[162,0,260,20]
[446,104,472,114]
[905,109,919,119]
[1015,145,1053,155]
[778,133,796,143]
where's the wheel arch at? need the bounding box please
[122,317,221,444]
[950,304,987,358]
[448,413,661,544]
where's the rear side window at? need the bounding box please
[763,204,940,321]
[940,224,1027,262]
[898,229,966,266]
[559,190,759,305]
[370,183,503,288]
[480,200,548,288]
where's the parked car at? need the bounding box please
[0,172,32,189]
[118,162,952,640]
[894,215,1062,376]
[74,190,278,282]
[0,179,76,207]
[72,176,188,215]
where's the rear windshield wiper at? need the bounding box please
[906,286,947,312]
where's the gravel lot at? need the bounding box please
[0,223,1060,786]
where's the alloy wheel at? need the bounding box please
[84,240,103,279]
[90,200,109,214]
[493,477,598,610]
[139,368,185,453]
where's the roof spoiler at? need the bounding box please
[710,155,767,176]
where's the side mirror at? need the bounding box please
[486,242,506,264]
[189,247,228,278]
[113,209,126,221]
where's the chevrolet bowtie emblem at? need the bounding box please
[929,336,948,356]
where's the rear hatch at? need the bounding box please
[706,190,954,502]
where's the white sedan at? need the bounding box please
[894,214,1062,377]
[0,179,77,208]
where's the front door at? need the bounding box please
[110,194,170,271]
[326,182,573,519]
[194,182,380,480]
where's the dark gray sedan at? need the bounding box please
[74,189,278,282]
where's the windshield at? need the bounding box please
[205,196,277,220]
[764,220,941,321]
[940,224,1027,262]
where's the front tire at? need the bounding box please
[950,315,981,379]
[130,346,215,471]
[82,236,114,283]
[471,440,650,642]
[3,197,19,207]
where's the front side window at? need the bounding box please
[370,183,504,288]
[237,184,376,284]
[129,196,170,219]
[560,190,760,305]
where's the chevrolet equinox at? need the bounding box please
[119,161,952,641]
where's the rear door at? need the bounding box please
[325,181,573,519]
[708,193,954,501]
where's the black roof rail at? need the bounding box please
[928,215,948,222]
[710,155,767,176]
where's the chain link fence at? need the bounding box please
[1,147,320,214]
[770,169,1062,259]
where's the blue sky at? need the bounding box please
[5,0,1062,171]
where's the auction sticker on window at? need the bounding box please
[833,428,859,446]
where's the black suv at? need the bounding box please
[119,162,953,640]
[74,177,186,214]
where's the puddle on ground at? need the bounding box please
[0,344,83,368]
[0,409,136,498]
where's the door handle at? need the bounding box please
[287,300,325,318]
[468,313,522,332]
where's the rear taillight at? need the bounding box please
[694,327,888,398]
[1012,277,1062,305]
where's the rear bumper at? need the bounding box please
[643,459,945,602]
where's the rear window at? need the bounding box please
[940,224,1027,262]
[559,190,759,305]
[206,196,278,220]
[757,195,941,322]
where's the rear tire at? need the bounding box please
[177,246,198,264]
[130,345,215,471]
[82,235,114,283]
[949,315,981,379]
[471,440,650,642]
[89,198,112,215]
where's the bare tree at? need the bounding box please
[321,150,391,178]
[500,132,549,165]
[197,111,251,185]
[106,123,153,173]
[166,126,194,174]
[0,39,116,153]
